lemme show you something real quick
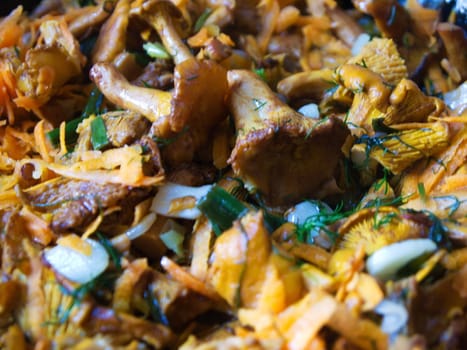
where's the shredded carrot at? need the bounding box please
[33,120,54,162]
[58,121,68,156]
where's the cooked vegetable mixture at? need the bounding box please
[0,0,466,348]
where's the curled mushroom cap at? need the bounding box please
[228,70,350,206]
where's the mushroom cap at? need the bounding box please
[170,58,228,133]
[228,70,350,206]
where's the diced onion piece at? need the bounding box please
[374,299,408,335]
[125,212,157,240]
[151,182,213,219]
[286,200,332,225]
[366,238,437,281]
[160,219,186,257]
[443,81,467,112]
[286,201,321,225]
[351,33,371,56]
[298,103,320,119]
[44,238,109,284]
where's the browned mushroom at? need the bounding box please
[228,69,350,206]
[91,0,130,64]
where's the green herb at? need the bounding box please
[418,183,426,201]
[305,116,330,139]
[96,232,122,270]
[145,288,169,326]
[252,98,267,111]
[373,211,398,229]
[362,195,407,210]
[432,195,464,217]
[47,87,103,146]
[52,271,118,324]
[254,67,267,81]
[143,42,171,60]
[90,115,109,150]
[406,209,452,250]
[357,59,368,68]
[197,186,249,235]
[295,202,350,244]
[152,126,189,147]
[194,8,213,33]
[372,169,391,194]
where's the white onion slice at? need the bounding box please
[375,299,408,336]
[44,239,109,284]
[366,238,436,281]
[151,182,213,219]
[443,81,467,112]
[351,33,371,56]
[125,212,157,240]
[298,103,320,119]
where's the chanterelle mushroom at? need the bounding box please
[228,70,350,206]
[90,0,228,165]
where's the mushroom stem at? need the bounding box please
[90,62,172,123]
[141,0,193,65]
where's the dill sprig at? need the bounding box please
[295,202,351,244]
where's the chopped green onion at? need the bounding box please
[143,42,171,60]
[194,8,213,33]
[418,183,426,201]
[254,67,266,81]
[160,230,185,257]
[197,186,249,235]
[90,115,109,150]
[47,87,103,146]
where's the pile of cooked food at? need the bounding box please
[0,0,466,348]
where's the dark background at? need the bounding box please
[0,1,40,15]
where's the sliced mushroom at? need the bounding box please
[228,69,350,206]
